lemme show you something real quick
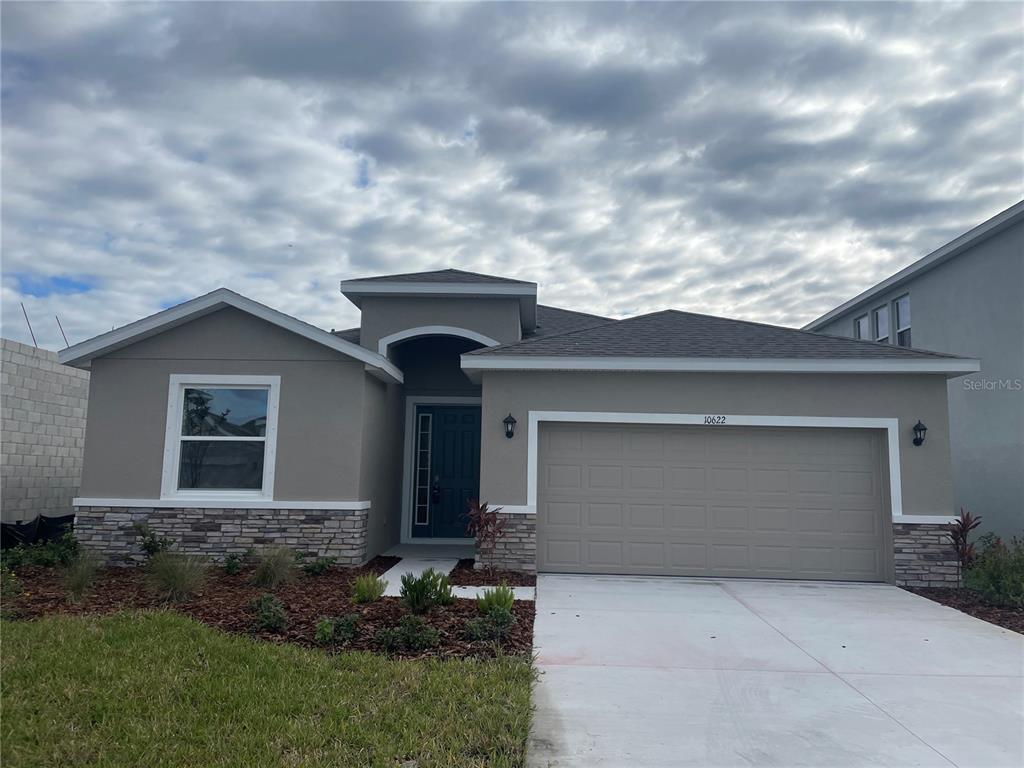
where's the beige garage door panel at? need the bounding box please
[537,424,888,581]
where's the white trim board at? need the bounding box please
[461,355,979,375]
[57,287,403,384]
[377,326,500,357]
[340,281,536,298]
[399,396,482,545]
[491,411,909,520]
[73,498,371,511]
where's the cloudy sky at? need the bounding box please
[2,1,1021,350]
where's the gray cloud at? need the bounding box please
[1,1,1021,349]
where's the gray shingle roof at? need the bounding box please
[341,268,532,285]
[468,309,964,360]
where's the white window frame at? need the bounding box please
[873,305,890,343]
[854,314,869,340]
[895,294,911,347]
[160,374,281,502]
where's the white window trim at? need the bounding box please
[160,374,281,503]
[873,305,890,343]
[399,396,480,545]
[895,294,911,344]
[73,498,371,511]
[491,411,911,522]
[854,314,869,340]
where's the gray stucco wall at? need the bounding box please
[78,308,367,502]
[1,338,90,522]
[359,376,404,557]
[814,220,1023,535]
[358,296,522,353]
[478,370,956,517]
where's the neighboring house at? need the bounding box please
[1,338,90,523]
[805,201,1024,539]
[60,268,978,586]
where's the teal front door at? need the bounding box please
[411,405,481,539]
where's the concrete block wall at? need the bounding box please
[1,338,90,522]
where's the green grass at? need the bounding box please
[1,612,534,768]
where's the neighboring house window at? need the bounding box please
[873,305,890,343]
[854,314,869,340]
[161,375,280,499]
[895,294,911,347]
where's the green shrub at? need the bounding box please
[435,572,455,606]
[147,552,208,602]
[314,617,335,644]
[965,535,1024,608]
[223,553,243,575]
[252,593,287,631]
[132,523,173,558]
[2,529,79,568]
[61,554,101,603]
[465,606,516,642]
[400,568,454,614]
[375,615,439,653]
[251,547,296,589]
[303,556,335,577]
[477,584,515,615]
[351,573,387,603]
[314,614,359,645]
[1,566,22,602]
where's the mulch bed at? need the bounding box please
[5,556,535,660]
[904,587,1024,634]
[449,559,536,587]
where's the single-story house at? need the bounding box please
[60,269,979,586]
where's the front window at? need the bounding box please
[873,305,890,343]
[854,314,869,340]
[895,294,911,347]
[162,376,280,498]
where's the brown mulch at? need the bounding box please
[904,587,1024,634]
[6,556,535,660]
[449,559,536,587]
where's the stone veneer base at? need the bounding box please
[475,512,537,573]
[473,514,958,586]
[74,505,369,566]
[893,522,959,588]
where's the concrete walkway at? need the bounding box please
[379,556,536,601]
[529,575,1024,768]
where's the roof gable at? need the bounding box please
[57,288,403,383]
[341,268,532,285]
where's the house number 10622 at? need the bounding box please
[703,415,726,425]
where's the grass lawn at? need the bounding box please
[1,611,534,768]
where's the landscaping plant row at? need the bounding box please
[1,527,535,660]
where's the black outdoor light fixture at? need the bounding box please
[912,420,928,446]
[503,413,517,439]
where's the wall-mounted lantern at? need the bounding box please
[912,420,928,446]
[503,413,517,439]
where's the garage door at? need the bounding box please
[537,423,889,581]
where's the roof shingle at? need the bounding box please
[468,309,963,360]
[341,268,532,285]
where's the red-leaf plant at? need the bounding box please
[466,500,507,575]
[948,508,983,588]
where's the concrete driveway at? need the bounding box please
[529,575,1024,768]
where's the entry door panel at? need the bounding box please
[412,405,480,539]
[537,423,888,581]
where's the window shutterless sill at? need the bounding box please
[72,498,372,511]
